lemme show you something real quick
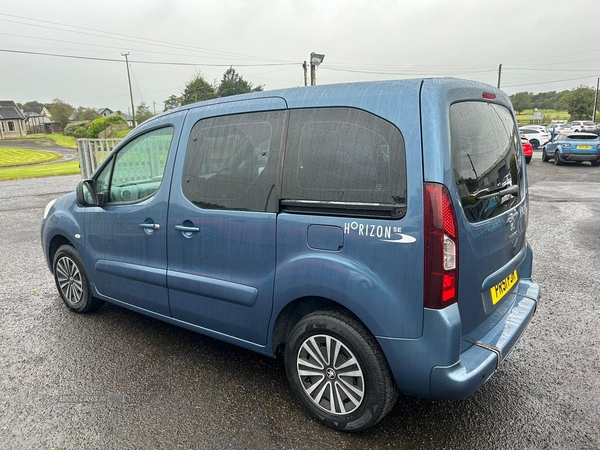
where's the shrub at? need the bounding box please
[64,120,90,136]
[73,127,88,138]
[87,116,127,139]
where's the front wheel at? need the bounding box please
[53,245,102,313]
[284,309,397,432]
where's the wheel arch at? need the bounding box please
[48,235,76,273]
[271,296,371,356]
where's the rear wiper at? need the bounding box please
[475,184,518,200]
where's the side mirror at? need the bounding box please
[76,179,105,207]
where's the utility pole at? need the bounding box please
[122,53,136,127]
[303,61,308,87]
[153,101,156,115]
[497,64,502,89]
[593,77,599,123]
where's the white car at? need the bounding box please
[518,128,551,149]
[520,125,547,132]
[563,121,596,132]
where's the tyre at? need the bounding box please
[284,309,397,432]
[530,139,539,149]
[525,156,531,164]
[53,245,102,313]
[554,151,562,166]
[542,149,549,162]
[591,160,600,167]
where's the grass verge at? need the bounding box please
[0,148,61,167]
[0,161,80,181]
[7,134,77,148]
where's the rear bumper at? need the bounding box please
[563,153,600,162]
[377,279,539,399]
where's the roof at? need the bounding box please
[0,100,25,120]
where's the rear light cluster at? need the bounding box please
[424,183,459,309]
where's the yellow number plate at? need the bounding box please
[577,145,591,149]
[490,270,518,305]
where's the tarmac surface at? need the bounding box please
[0,151,599,449]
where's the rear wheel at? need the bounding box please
[525,156,531,164]
[530,139,540,149]
[542,149,549,162]
[53,245,102,313]
[591,160,600,167]
[284,309,397,432]
[554,151,562,166]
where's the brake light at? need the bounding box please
[424,183,459,309]
[482,92,496,100]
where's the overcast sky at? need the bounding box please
[1,0,599,114]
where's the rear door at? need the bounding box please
[445,100,528,336]
[166,98,286,345]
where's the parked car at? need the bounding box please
[542,132,600,166]
[521,136,533,163]
[545,123,568,135]
[563,120,596,132]
[519,125,547,132]
[518,128,551,149]
[41,78,539,432]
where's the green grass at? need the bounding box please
[516,109,570,125]
[0,147,61,167]
[0,161,80,181]
[6,134,77,148]
[110,129,131,139]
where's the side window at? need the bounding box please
[96,127,174,204]
[450,102,523,223]
[281,107,406,219]
[181,111,284,212]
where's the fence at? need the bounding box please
[77,138,122,178]
[98,124,130,139]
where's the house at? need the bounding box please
[25,114,63,135]
[97,107,114,117]
[112,110,135,127]
[0,100,27,139]
[22,105,52,118]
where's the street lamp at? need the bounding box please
[310,52,325,86]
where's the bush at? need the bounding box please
[73,127,88,138]
[64,120,90,136]
[87,116,127,139]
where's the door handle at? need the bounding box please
[139,223,161,230]
[174,225,200,233]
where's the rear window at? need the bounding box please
[450,102,524,223]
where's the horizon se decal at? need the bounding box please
[343,221,416,243]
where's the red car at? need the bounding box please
[521,136,533,163]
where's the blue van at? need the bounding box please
[41,78,540,431]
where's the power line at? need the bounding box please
[0,13,295,64]
[0,48,298,67]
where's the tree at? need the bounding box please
[509,92,532,112]
[72,107,100,121]
[136,102,154,123]
[216,67,264,98]
[163,95,181,112]
[563,85,595,120]
[48,99,74,128]
[180,74,217,106]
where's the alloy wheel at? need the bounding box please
[296,334,365,415]
[55,256,84,305]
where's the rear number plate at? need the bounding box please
[577,145,591,149]
[490,270,518,305]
